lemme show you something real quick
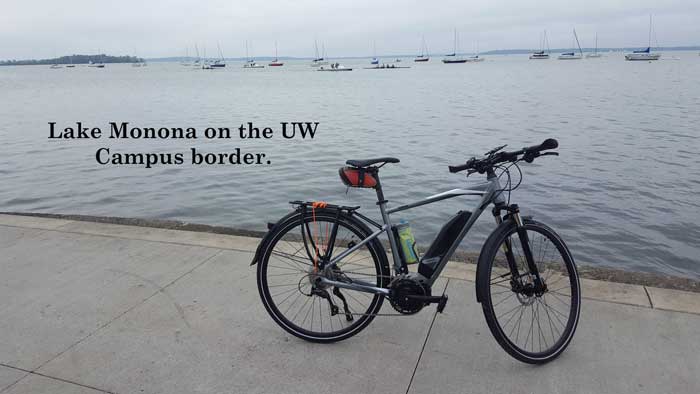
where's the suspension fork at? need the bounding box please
[511,205,545,290]
[493,204,544,289]
[493,205,521,281]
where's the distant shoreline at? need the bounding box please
[0,54,143,66]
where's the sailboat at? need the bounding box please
[269,42,284,66]
[181,48,192,66]
[66,56,75,68]
[50,54,62,69]
[442,29,466,64]
[243,41,264,68]
[192,45,201,68]
[415,36,429,62]
[201,47,213,69]
[586,33,602,58]
[88,52,105,68]
[465,41,485,62]
[210,43,226,68]
[625,16,661,61]
[530,30,551,59]
[310,41,328,67]
[131,49,146,67]
[370,40,379,65]
[558,29,583,60]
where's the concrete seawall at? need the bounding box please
[1,213,699,393]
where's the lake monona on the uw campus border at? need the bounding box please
[1,53,699,279]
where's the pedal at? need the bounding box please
[436,295,448,313]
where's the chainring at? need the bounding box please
[388,277,429,315]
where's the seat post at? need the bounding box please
[373,171,404,274]
[373,170,388,208]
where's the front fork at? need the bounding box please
[493,204,546,295]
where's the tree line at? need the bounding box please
[0,54,143,66]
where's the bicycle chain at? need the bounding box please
[325,270,434,317]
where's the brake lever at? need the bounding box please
[485,144,507,156]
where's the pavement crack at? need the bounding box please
[29,249,223,377]
[106,269,192,328]
[643,286,654,308]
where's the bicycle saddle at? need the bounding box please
[345,157,400,168]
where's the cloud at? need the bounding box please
[1,0,698,59]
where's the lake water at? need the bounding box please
[1,53,699,279]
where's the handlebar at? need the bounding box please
[448,138,559,174]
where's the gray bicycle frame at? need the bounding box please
[319,173,507,295]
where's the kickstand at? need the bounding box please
[333,287,355,321]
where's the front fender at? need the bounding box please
[475,217,517,303]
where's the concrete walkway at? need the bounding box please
[0,214,698,394]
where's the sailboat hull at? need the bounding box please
[625,53,660,61]
[557,55,582,60]
[442,59,467,64]
[414,57,429,62]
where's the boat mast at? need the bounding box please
[545,30,551,54]
[595,33,598,54]
[574,29,582,56]
[454,29,458,55]
[648,15,652,49]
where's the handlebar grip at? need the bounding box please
[540,138,559,151]
[448,163,471,173]
[524,138,558,153]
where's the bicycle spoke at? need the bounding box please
[488,224,578,358]
[262,215,384,337]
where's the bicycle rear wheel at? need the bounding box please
[257,209,390,342]
[478,218,580,364]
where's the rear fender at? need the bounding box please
[249,210,299,266]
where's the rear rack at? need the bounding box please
[290,200,361,212]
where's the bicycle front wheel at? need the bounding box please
[477,218,581,364]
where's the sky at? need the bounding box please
[2,0,699,59]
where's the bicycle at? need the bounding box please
[251,138,580,364]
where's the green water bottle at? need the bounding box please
[395,220,419,264]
